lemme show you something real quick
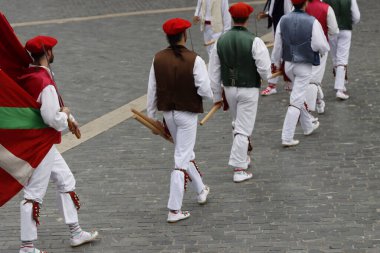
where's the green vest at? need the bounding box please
[324,0,352,30]
[217,26,261,88]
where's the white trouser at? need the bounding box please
[329,31,352,90]
[268,26,279,85]
[306,53,328,110]
[204,25,222,59]
[282,62,314,142]
[224,87,259,169]
[163,111,205,210]
[268,76,279,85]
[311,52,328,85]
[21,145,78,241]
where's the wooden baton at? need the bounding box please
[269,70,283,79]
[131,108,173,143]
[200,103,222,126]
[68,118,81,139]
[265,42,274,48]
[204,40,216,47]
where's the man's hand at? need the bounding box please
[214,100,223,107]
[257,11,268,20]
[151,120,164,135]
[271,63,278,74]
[193,16,200,25]
[68,119,78,133]
[60,106,70,117]
[68,118,81,139]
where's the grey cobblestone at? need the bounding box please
[1,0,380,252]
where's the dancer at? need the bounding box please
[147,18,213,222]
[208,2,271,182]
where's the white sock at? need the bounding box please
[68,222,82,238]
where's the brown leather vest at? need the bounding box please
[154,46,203,114]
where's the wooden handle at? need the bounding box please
[204,40,216,47]
[200,103,222,125]
[269,70,283,79]
[256,12,269,20]
[131,109,173,143]
[68,118,81,139]
[265,42,274,48]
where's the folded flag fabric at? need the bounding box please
[0,12,32,81]
[0,70,58,206]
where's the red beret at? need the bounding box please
[291,0,307,4]
[25,35,57,54]
[229,2,254,18]
[163,18,191,35]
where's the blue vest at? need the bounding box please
[280,10,320,66]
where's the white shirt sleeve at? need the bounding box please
[194,56,213,100]
[38,85,68,132]
[252,37,272,80]
[271,18,283,67]
[351,0,360,24]
[194,0,201,16]
[311,19,330,55]
[146,60,158,120]
[222,0,231,32]
[268,0,275,17]
[270,0,293,17]
[284,0,293,14]
[208,40,223,103]
[327,6,339,36]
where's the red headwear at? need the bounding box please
[25,35,57,54]
[229,2,254,18]
[291,0,307,5]
[162,18,191,35]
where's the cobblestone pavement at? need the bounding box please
[1,0,380,252]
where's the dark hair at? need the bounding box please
[166,32,184,58]
[232,17,249,24]
[31,52,45,61]
[293,2,306,10]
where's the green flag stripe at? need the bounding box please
[0,107,48,129]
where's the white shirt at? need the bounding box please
[322,0,360,25]
[271,17,330,67]
[327,6,339,36]
[351,0,360,24]
[269,0,293,17]
[147,56,213,120]
[194,0,231,32]
[208,36,272,103]
[33,66,68,132]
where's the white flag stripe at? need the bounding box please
[0,144,34,186]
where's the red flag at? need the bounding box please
[0,70,58,206]
[0,12,32,81]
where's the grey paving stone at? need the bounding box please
[1,0,380,253]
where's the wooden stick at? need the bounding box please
[68,119,81,139]
[204,40,216,47]
[265,42,274,48]
[132,109,168,135]
[200,103,222,126]
[256,12,269,20]
[269,70,283,79]
[133,114,173,143]
[133,114,159,134]
[131,108,173,143]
